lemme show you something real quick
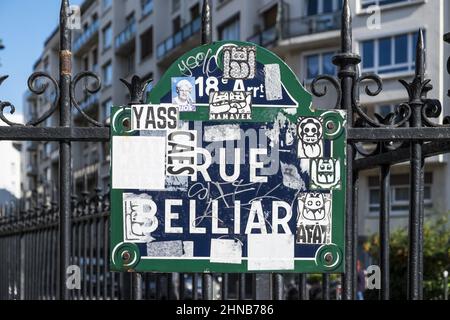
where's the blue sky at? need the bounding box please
[0,0,83,115]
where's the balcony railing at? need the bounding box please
[157,17,201,60]
[115,21,136,51]
[282,11,342,39]
[247,26,278,47]
[73,20,100,52]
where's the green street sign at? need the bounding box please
[110,41,346,273]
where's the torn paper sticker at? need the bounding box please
[210,239,242,264]
[247,234,294,271]
[147,241,194,257]
[264,64,283,101]
[123,193,158,243]
[204,124,241,142]
[281,162,306,190]
[112,136,166,190]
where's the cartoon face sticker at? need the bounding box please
[296,193,332,245]
[310,159,341,190]
[297,118,323,159]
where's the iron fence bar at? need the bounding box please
[354,141,450,171]
[348,128,450,141]
[408,30,426,301]
[333,0,360,300]
[58,0,72,300]
[273,273,284,300]
[96,217,101,299]
[202,273,213,300]
[193,273,199,300]
[380,164,390,300]
[0,127,110,142]
[239,273,246,300]
[298,274,307,300]
[322,274,330,300]
[221,273,228,300]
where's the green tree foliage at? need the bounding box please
[364,215,450,299]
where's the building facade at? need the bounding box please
[22,0,450,246]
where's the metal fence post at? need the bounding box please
[403,30,426,300]
[59,0,72,300]
[332,0,361,300]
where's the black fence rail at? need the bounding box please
[0,185,340,300]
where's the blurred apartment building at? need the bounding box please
[22,0,450,250]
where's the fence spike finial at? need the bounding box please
[0,75,8,86]
[342,0,352,53]
[201,0,212,45]
[415,29,425,79]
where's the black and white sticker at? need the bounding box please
[310,158,341,190]
[223,46,256,80]
[297,117,324,159]
[296,193,332,245]
[131,104,179,131]
[209,91,252,120]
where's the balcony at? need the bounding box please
[247,26,278,47]
[115,22,136,55]
[157,17,201,66]
[73,20,100,54]
[282,11,341,40]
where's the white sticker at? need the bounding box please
[204,125,241,142]
[247,234,294,271]
[264,64,283,101]
[147,241,194,257]
[210,239,242,264]
[296,193,332,245]
[131,104,179,131]
[123,193,158,243]
[297,118,324,159]
[112,136,166,190]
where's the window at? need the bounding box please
[190,3,200,20]
[141,0,153,16]
[173,16,181,33]
[305,51,336,79]
[361,0,410,9]
[140,27,154,60]
[102,61,113,87]
[92,48,98,71]
[368,173,433,214]
[102,24,112,50]
[361,32,422,74]
[218,16,240,41]
[306,0,342,15]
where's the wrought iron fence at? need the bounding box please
[0,0,450,300]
